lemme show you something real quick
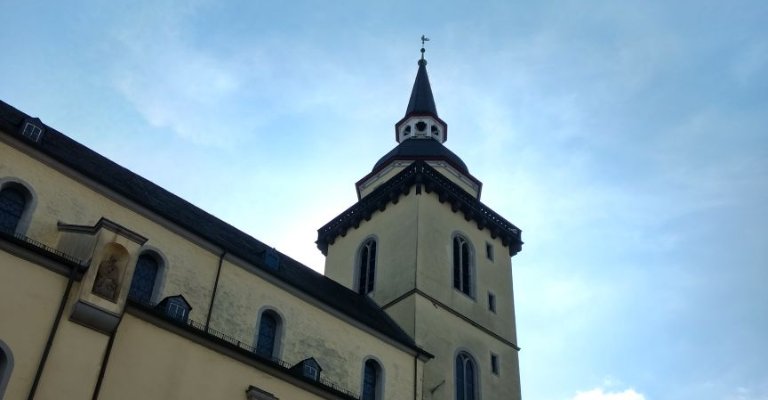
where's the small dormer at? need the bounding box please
[290,357,322,381]
[155,295,192,323]
[18,117,45,144]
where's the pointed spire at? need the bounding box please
[394,37,447,144]
[404,40,438,118]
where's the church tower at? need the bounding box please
[318,46,523,400]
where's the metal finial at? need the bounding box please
[420,35,430,60]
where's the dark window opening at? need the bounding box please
[486,242,494,261]
[491,354,500,375]
[488,292,496,313]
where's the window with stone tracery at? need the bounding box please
[362,359,382,400]
[128,253,161,304]
[0,185,26,234]
[357,239,377,295]
[453,235,474,297]
[455,352,478,400]
[255,310,281,359]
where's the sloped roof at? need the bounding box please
[373,138,469,174]
[404,59,438,118]
[0,99,427,357]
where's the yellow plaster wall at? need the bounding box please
[325,188,517,343]
[2,138,422,400]
[99,314,326,400]
[322,187,521,400]
[380,294,416,338]
[415,295,521,400]
[35,281,109,400]
[324,195,419,306]
[0,252,67,399]
[416,192,517,342]
[209,260,418,400]
[0,140,220,322]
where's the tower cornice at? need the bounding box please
[317,161,522,257]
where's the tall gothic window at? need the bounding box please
[357,239,377,295]
[255,311,281,358]
[453,235,473,297]
[128,253,160,304]
[0,185,27,234]
[455,352,477,400]
[362,359,382,400]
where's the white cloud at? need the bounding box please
[572,387,646,400]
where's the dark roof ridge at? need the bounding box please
[0,99,426,356]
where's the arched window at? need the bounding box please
[453,235,473,297]
[128,253,161,304]
[357,239,377,295]
[255,310,281,359]
[362,359,382,400]
[455,352,478,400]
[0,340,13,399]
[0,185,27,234]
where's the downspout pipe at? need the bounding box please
[91,318,120,400]
[27,264,78,400]
[205,251,226,332]
[414,354,419,400]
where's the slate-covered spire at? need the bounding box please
[394,40,448,144]
[404,56,439,118]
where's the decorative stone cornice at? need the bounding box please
[317,161,523,256]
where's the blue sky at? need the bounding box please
[2,1,767,399]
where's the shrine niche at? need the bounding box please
[91,243,129,302]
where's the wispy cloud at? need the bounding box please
[572,387,646,400]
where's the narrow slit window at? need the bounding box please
[486,242,494,261]
[488,292,496,313]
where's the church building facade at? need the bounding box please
[0,51,523,400]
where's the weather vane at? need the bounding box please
[420,35,430,60]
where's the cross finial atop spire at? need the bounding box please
[420,35,430,62]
